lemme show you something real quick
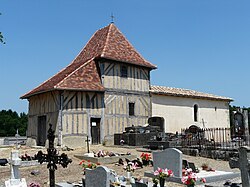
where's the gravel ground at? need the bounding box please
[0,145,241,187]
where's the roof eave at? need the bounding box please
[150,91,233,102]
[97,56,157,69]
[20,89,56,100]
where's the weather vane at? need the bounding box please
[111,13,115,23]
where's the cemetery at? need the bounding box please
[0,125,244,187]
[0,109,249,187]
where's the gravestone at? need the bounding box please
[85,166,116,187]
[5,150,27,187]
[229,146,250,187]
[153,148,182,178]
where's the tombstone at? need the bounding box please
[153,148,182,178]
[148,116,165,133]
[243,110,249,142]
[5,150,27,187]
[229,146,250,187]
[85,166,116,187]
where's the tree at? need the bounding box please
[0,32,4,44]
[0,13,5,44]
[0,109,28,136]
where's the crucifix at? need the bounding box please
[36,124,72,187]
[111,13,115,23]
[85,136,90,153]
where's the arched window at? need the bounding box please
[194,104,198,122]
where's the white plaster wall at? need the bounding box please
[152,94,230,133]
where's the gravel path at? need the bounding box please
[0,145,241,187]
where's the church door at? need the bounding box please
[90,118,101,144]
[37,116,47,146]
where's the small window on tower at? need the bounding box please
[129,102,135,116]
[121,65,128,78]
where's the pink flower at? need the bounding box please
[154,170,159,176]
[200,178,206,183]
[167,169,173,177]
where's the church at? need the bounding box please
[21,23,232,147]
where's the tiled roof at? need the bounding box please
[150,85,233,101]
[21,23,156,99]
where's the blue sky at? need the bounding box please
[1,0,250,114]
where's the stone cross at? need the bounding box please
[85,136,90,153]
[5,150,27,187]
[15,129,20,150]
[229,146,250,187]
[37,124,72,187]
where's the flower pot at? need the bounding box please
[159,178,165,187]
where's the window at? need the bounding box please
[121,65,128,77]
[194,104,198,122]
[129,102,135,116]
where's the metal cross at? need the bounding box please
[111,13,115,23]
[37,124,72,187]
[85,136,90,153]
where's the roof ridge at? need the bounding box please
[55,58,95,89]
[115,24,153,66]
[101,24,112,57]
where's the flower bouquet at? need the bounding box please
[153,167,173,187]
[140,153,152,166]
[79,160,100,174]
[123,161,137,172]
[182,168,206,187]
[123,161,137,185]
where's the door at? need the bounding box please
[90,118,101,144]
[37,116,47,146]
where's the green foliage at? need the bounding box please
[0,32,5,44]
[0,12,6,44]
[0,109,28,137]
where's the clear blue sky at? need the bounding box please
[1,0,250,114]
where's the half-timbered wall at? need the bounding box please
[27,91,59,139]
[104,92,151,136]
[99,60,150,92]
[61,91,103,136]
[99,60,152,137]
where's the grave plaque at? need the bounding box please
[153,148,182,178]
[85,166,116,187]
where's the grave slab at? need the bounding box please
[145,148,240,185]
[145,169,240,184]
[74,154,136,164]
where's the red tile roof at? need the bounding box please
[21,23,156,99]
[150,85,233,102]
